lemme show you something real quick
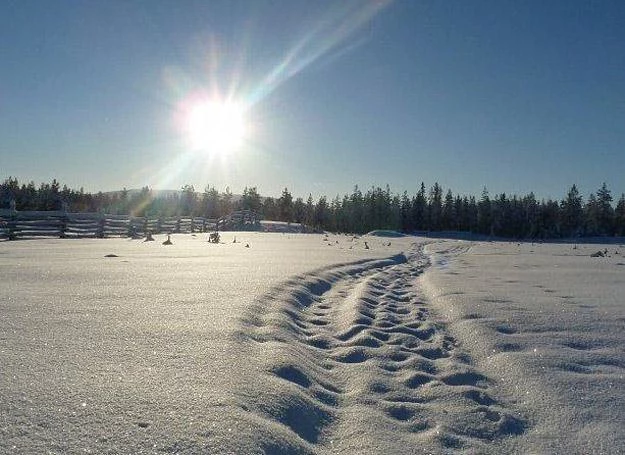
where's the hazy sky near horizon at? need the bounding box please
[1,0,624,201]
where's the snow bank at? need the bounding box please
[260,220,311,233]
[366,230,407,238]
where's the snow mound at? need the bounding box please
[261,220,312,233]
[366,230,407,238]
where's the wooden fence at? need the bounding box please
[0,209,263,240]
[217,209,261,230]
[0,210,219,240]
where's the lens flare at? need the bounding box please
[160,0,391,189]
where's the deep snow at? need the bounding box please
[0,234,623,454]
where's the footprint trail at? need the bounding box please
[237,244,527,454]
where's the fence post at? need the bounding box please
[97,213,105,238]
[127,217,135,238]
[59,202,69,238]
[8,200,17,240]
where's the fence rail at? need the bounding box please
[0,209,221,240]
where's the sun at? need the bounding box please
[185,100,246,155]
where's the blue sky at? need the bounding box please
[1,0,624,201]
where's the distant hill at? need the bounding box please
[103,189,243,202]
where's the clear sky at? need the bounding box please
[1,0,624,201]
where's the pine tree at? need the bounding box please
[390,193,401,231]
[477,187,492,235]
[1,177,20,208]
[180,184,197,216]
[441,189,455,231]
[278,187,294,222]
[304,194,315,227]
[262,197,278,220]
[293,197,305,224]
[340,194,353,233]
[560,184,583,237]
[467,196,478,232]
[615,194,625,236]
[491,193,508,236]
[241,186,262,213]
[349,186,365,233]
[400,191,412,232]
[453,195,464,231]
[523,192,539,238]
[203,186,221,219]
[584,193,600,236]
[329,195,342,232]
[219,187,233,217]
[21,181,38,211]
[538,200,561,238]
[411,183,427,231]
[315,196,329,230]
[428,183,443,231]
[596,182,614,235]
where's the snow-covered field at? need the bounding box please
[1,233,623,454]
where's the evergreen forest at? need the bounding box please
[1,177,624,239]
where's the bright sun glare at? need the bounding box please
[185,100,246,155]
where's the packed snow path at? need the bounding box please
[238,244,527,454]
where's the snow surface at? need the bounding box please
[1,234,623,454]
[423,240,625,454]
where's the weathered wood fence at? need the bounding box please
[0,209,219,240]
[217,209,261,230]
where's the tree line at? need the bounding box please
[1,177,624,238]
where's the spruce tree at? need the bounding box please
[278,187,294,222]
[411,183,427,231]
[596,182,614,235]
[477,187,492,235]
[441,190,455,231]
[584,193,600,236]
[262,197,278,220]
[180,184,197,216]
[523,192,539,238]
[453,195,464,231]
[304,194,315,228]
[220,187,233,217]
[203,186,221,219]
[315,196,329,230]
[428,183,443,231]
[400,191,412,232]
[615,194,625,236]
[293,197,305,224]
[560,185,584,237]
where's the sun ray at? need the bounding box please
[159,0,391,188]
[247,0,392,106]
